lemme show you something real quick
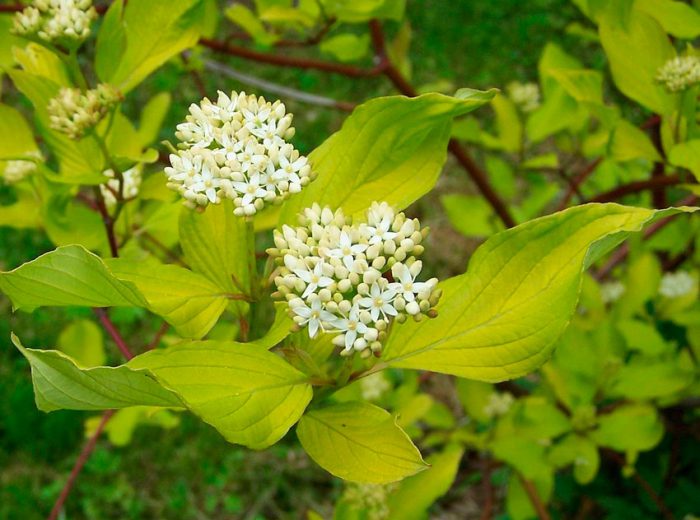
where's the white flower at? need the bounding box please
[100,166,141,209]
[483,392,514,418]
[291,297,335,338]
[359,372,391,401]
[190,163,222,204]
[166,91,315,214]
[507,81,540,112]
[269,202,441,356]
[332,306,370,350]
[656,56,700,93]
[47,84,120,140]
[327,231,368,271]
[390,262,430,303]
[2,152,41,184]
[359,282,398,321]
[600,281,625,304]
[659,271,696,298]
[294,262,334,298]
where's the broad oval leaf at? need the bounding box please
[179,199,251,294]
[296,401,427,483]
[100,0,205,93]
[279,90,496,223]
[106,258,229,339]
[0,245,146,311]
[128,341,312,449]
[382,204,698,381]
[12,334,182,412]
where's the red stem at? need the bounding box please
[47,410,115,520]
[199,37,386,78]
[589,174,683,203]
[92,308,134,360]
[518,473,551,520]
[556,158,602,211]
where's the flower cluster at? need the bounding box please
[659,271,696,298]
[99,166,142,210]
[483,391,514,419]
[342,483,396,520]
[12,0,97,44]
[268,202,441,357]
[507,81,540,112]
[47,84,120,139]
[165,91,315,215]
[600,281,625,304]
[656,56,700,93]
[2,151,42,184]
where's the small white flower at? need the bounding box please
[233,173,267,206]
[600,281,625,304]
[659,271,696,298]
[332,306,370,350]
[359,282,397,321]
[191,163,222,204]
[294,262,334,298]
[656,56,700,93]
[328,231,368,271]
[507,81,540,112]
[292,297,335,338]
[13,0,97,43]
[390,262,429,303]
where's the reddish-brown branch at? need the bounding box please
[556,158,602,211]
[518,473,551,520]
[47,410,115,520]
[199,37,387,78]
[146,321,170,351]
[92,308,134,360]
[368,19,517,228]
[479,458,495,520]
[589,174,683,203]
[596,194,699,279]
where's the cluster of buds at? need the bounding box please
[656,56,700,93]
[12,0,97,45]
[99,166,142,210]
[47,84,120,139]
[268,202,441,357]
[483,391,514,419]
[600,281,625,304]
[342,483,396,520]
[165,91,315,216]
[659,271,696,298]
[2,151,42,184]
[507,81,540,112]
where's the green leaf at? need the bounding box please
[382,204,698,381]
[86,406,180,446]
[607,355,694,399]
[320,33,370,62]
[636,0,700,39]
[129,341,312,449]
[669,139,700,181]
[387,444,464,520]
[491,94,522,152]
[455,379,494,423]
[616,319,668,355]
[104,0,205,93]
[297,401,427,483]
[137,92,172,146]
[548,68,604,105]
[442,194,498,238]
[95,0,126,82]
[57,319,106,367]
[609,119,661,162]
[0,103,40,160]
[12,334,182,412]
[279,90,495,223]
[105,258,229,339]
[0,245,146,312]
[599,8,675,115]
[179,200,251,295]
[320,0,405,23]
[592,404,663,452]
[225,4,279,46]
[548,434,599,484]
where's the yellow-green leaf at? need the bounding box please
[297,401,427,483]
[382,204,698,381]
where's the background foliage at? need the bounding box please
[1,0,699,519]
